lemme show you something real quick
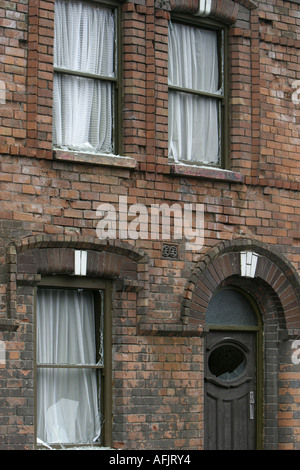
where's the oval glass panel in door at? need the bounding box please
[208,344,246,381]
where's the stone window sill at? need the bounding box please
[53,149,137,170]
[170,163,244,183]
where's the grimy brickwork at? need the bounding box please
[0,0,299,450]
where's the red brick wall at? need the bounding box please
[0,0,299,450]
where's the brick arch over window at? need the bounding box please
[6,235,149,326]
[169,0,257,23]
[181,239,300,332]
[14,235,146,275]
[17,245,140,281]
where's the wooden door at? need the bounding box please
[204,331,257,450]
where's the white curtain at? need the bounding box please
[168,22,221,164]
[53,0,115,153]
[37,288,101,445]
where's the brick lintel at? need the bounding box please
[137,322,205,337]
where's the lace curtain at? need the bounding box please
[36,288,101,445]
[53,0,115,154]
[168,22,221,165]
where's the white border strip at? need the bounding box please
[196,0,212,16]
[240,251,259,278]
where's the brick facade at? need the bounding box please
[0,0,299,450]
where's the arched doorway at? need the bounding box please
[181,239,300,449]
[204,287,263,450]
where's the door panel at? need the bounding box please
[205,331,257,450]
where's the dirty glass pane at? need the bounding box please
[53,0,116,153]
[206,289,258,326]
[36,288,103,445]
[37,289,97,365]
[37,368,101,444]
[208,344,246,381]
[168,21,222,165]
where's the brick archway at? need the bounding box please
[182,238,300,449]
[4,235,149,328]
[181,238,300,332]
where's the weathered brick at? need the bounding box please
[0,0,299,452]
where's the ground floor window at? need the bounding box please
[35,279,111,448]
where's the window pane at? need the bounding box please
[208,345,246,381]
[54,0,115,77]
[36,288,102,445]
[168,91,220,164]
[53,0,116,153]
[37,289,97,365]
[168,22,221,164]
[206,289,258,327]
[168,22,219,93]
[53,74,114,153]
[37,368,101,444]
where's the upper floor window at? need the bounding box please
[53,0,118,154]
[168,19,226,167]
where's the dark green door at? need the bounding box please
[204,287,261,450]
[204,331,257,450]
